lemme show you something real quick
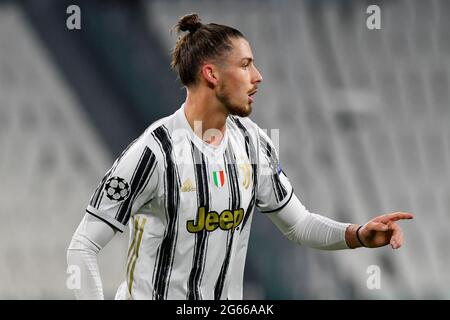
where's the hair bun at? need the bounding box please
[176,13,202,33]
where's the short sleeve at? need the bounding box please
[86,136,159,232]
[256,128,293,213]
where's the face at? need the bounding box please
[215,37,263,117]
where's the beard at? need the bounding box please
[217,83,252,117]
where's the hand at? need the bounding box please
[357,212,414,249]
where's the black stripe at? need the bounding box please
[273,172,288,201]
[114,146,157,225]
[117,147,156,223]
[197,157,211,296]
[187,142,210,300]
[265,143,281,202]
[268,141,288,201]
[231,117,258,233]
[123,160,157,225]
[260,133,288,203]
[152,125,180,300]
[214,142,241,300]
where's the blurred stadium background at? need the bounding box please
[1,0,449,299]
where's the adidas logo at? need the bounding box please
[181,178,196,192]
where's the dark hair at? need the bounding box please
[171,13,245,86]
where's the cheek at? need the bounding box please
[231,74,248,91]
[220,71,248,97]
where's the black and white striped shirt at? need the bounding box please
[86,104,293,300]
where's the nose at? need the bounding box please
[253,66,263,84]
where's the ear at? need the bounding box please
[200,64,219,86]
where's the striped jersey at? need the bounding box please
[86,104,293,300]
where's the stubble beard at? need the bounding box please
[217,84,252,118]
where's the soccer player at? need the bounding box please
[67,13,413,300]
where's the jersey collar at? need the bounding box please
[176,104,229,159]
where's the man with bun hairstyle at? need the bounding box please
[67,13,413,300]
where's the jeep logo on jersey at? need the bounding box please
[187,207,244,233]
[104,176,130,202]
[212,170,225,187]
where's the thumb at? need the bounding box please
[366,221,389,232]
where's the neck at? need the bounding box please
[184,87,228,146]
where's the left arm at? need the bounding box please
[266,193,413,250]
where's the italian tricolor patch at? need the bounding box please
[212,170,225,187]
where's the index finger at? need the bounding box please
[376,212,414,224]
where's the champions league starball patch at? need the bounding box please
[104,176,130,202]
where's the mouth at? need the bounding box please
[247,89,258,103]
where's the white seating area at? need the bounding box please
[0,3,128,299]
[147,0,450,298]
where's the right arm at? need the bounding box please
[66,213,116,299]
[67,131,160,299]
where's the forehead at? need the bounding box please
[226,37,254,61]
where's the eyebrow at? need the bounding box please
[241,57,254,64]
